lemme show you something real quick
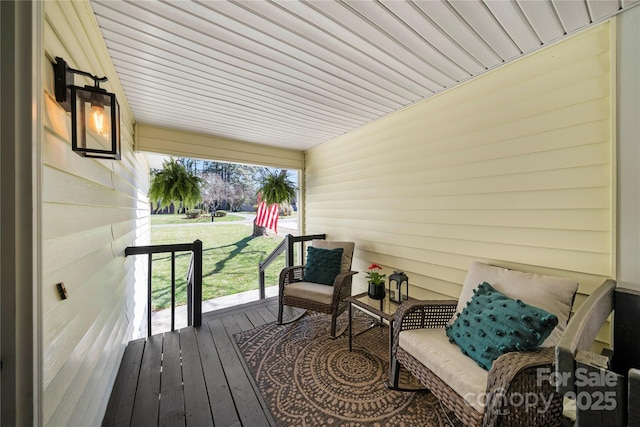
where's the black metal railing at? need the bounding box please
[125,239,202,336]
[258,233,326,298]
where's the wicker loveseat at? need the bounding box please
[390,262,580,426]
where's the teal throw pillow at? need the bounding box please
[445,282,558,370]
[303,246,344,286]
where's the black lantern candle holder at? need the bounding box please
[388,271,409,304]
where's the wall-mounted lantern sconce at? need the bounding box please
[53,57,121,160]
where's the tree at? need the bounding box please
[227,183,251,211]
[200,172,227,212]
[149,158,203,214]
[252,169,297,237]
[198,160,260,210]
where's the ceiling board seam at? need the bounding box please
[276,1,441,93]
[221,0,429,100]
[367,0,473,78]
[377,2,473,78]
[111,61,364,126]
[549,0,569,34]
[402,0,487,73]
[157,0,413,106]
[516,0,566,42]
[311,0,451,88]
[443,0,505,63]
[584,0,595,23]
[512,0,544,47]
[478,0,524,55]
[126,98,343,138]
[341,0,456,87]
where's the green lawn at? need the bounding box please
[151,212,245,225]
[150,222,290,311]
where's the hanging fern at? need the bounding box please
[256,169,297,205]
[149,158,203,210]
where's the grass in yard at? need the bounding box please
[151,212,245,225]
[150,223,291,311]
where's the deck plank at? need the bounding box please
[159,331,186,427]
[195,322,241,427]
[202,297,277,321]
[104,298,279,427]
[102,338,145,427]
[245,309,267,328]
[265,303,279,319]
[221,315,241,336]
[180,327,214,427]
[256,307,277,324]
[209,318,271,427]
[130,334,163,426]
[232,313,254,332]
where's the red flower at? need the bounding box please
[366,263,386,285]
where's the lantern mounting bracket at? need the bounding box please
[54,57,109,109]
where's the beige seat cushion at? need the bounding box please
[311,240,355,272]
[454,262,579,347]
[399,328,488,413]
[284,281,334,305]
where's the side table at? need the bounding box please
[346,292,416,387]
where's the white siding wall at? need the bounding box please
[42,1,150,425]
[136,123,304,170]
[305,23,614,339]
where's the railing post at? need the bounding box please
[171,251,175,331]
[193,239,202,327]
[286,234,294,268]
[147,253,152,337]
[187,283,192,327]
[258,261,266,300]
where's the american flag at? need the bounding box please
[255,195,279,233]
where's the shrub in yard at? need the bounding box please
[186,209,202,219]
[279,204,293,217]
[214,210,228,217]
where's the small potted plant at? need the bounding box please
[366,263,386,300]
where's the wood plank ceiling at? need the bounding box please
[91,0,638,151]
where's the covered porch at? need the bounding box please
[102,298,284,427]
[2,1,640,426]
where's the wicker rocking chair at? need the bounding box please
[277,240,356,338]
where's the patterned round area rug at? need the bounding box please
[234,311,462,426]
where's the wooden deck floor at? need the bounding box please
[102,297,301,427]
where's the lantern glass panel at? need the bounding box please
[76,88,111,148]
[71,85,121,159]
[401,278,409,301]
[388,279,400,303]
[114,100,121,157]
